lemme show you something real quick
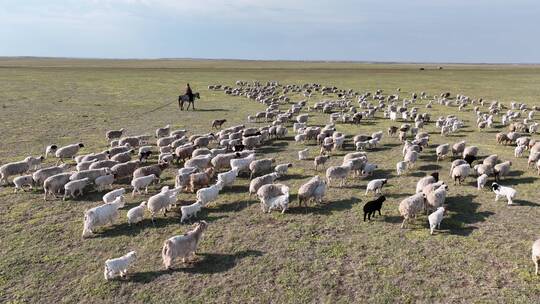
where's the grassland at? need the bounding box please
[1,58,540,303]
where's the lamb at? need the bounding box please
[314,155,330,171]
[106,128,125,141]
[249,172,279,196]
[452,164,471,185]
[249,158,275,179]
[436,144,450,161]
[428,207,445,235]
[257,183,290,214]
[365,179,388,195]
[62,177,91,200]
[32,164,69,187]
[147,186,182,222]
[298,148,309,160]
[82,196,125,238]
[0,157,34,184]
[532,239,540,275]
[494,161,512,181]
[133,163,168,183]
[131,174,157,197]
[217,168,239,188]
[363,195,386,221]
[425,184,448,212]
[297,175,327,207]
[162,221,208,269]
[13,175,34,192]
[180,201,202,223]
[399,193,427,228]
[491,182,517,205]
[104,251,136,280]
[477,174,489,190]
[415,172,439,193]
[103,188,126,203]
[396,161,408,175]
[326,162,352,187]
[156,124,171,138]
[196,181,224,206]
[43,172,73,200]
[54,143,85,163]
[274,163,292,176]
[127,201,146,225]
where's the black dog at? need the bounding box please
[363,195,386,221]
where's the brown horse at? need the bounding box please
[178,92,200,111]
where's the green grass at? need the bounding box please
[1,58,540,303]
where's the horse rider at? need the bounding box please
[185,83,194,102]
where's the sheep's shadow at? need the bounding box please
[445,194,494,236]
[207,200,257,213]
[280,173,309,181]
[288,197,361,215]
[499,176,536,186]
[195,108,229,112]
[381,215,403,224]
[514,199,540,207]
[372,169,394,179]
[131,250,264,283]
[98,216,180,238]
[222,184,249,194]
[418,164,442,171]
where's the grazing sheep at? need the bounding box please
[82,196,125,238]
[436,144,450,161]
[131,174,157,197]
[314,155,330,171]
[298,148,309,160]
[249,172,279,196]
[249,158,275,179]
[515,145,526,158]
[462,146,479,159]
[404,150,419,168]
[106,128,125,141]
[491,182,516,205]
[54,143,85,163]
[147,186,182,222]
[452,164,471,185]
[494,161,512,181]
[180,202,202,223]
[365,179,388,195]
[452,141,466,156]
[274,163,292,176]
[428,207,445,235]
[326,162,353,187]
[532,239,540,275]
[127,201,146,225]
[416,172,439,193]
[13,175,34,192]
[477,174,489,190]
[399,193,427,228]
[110,150,133,163]
[257,183,290,214]
[483,154,499,168]
[104,251,136,280]
[43,172,73,201]
[95,174,115,191]
[396,161,408,175]
[363,195,386,221]
[162,221,208,269]
[474,164,494,177]
[103,188,126,204]
[196,182,224,206]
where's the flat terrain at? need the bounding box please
[1,58,540,303]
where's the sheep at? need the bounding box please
[211,152,243,171]
[103,188,126,204]
[314,155,330,171]
[365,179,387,195]
[428,207,445,235]
[82,196,125,238]
[416,172,439,193]
[449,159,467,177]
[363,195,386,221]
[396,161,407,175]
[326,162,352,187]
[297,175,327,207]
[399,193,427,228]
[189,167,215,193]
[242,135,261,149]
[147,186,182,222]
[105,128,125,141]
[185,154,213,171]
[32,164,69,187]
[257,183,290,214]
[54,143,85,163]
[106,145,132,158]
[192,148,212,158]
[111,160,140,180]
[532,239,540,275]
[230,153,256,174]
[80,152,109,163]
[452,164,471,185]
[436,144,450,161]
[175,167,198,191]
[452,141,466,156]
[515,145,526,158]
[462,146,479,159]
[94,174,115,191]
[127,201,146,225]
[249,172,279,196]
[494,161,512,181]
[155,124,171,138]
[425,184,448,212]
[404,150,418,168]
[70,168,110,182]
[133,163,168,183]
[43,172,73,200]
[483,154,499,168]
[217,168,239,188]
[131,174,157,197]
[162,221,208,269]
[0,157,34,184]
[13,175,34,192]
[76,159,97,172]
[477,174,489,190]
[249,158,275,179]
[196,181,224,207]
[491,182,516,205]
[298,148,309,160]
[180,202,202,223]
[474,164,494,177]
[158,135,179,147]
[104,251,136,280]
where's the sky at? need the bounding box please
[1,0,539,63]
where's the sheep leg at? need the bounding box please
[401,218,407,229]
[131,189,136,197]
[495,194,499,201]
[378,209,382,216]
[535,259,539,275]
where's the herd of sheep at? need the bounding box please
[2,79,540,279]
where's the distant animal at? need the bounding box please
[212,119,227,129]
[363,195,386,221]
[178,92,200,111]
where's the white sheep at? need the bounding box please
[0,157,34,184]
[82,196,125,238]
[162,221,208,269]
[436,143,450,161]
[533,239,540,275]
[404,150,418,168]
[297,175,327,206]
[298,148,309,160]
[230,153,256,174]
[491,182,516,205]
[428,207,445,235]
[147,186,182,222]
[104,251,136,280]
[103,188,126,204]
[13,175,34,192]
[326,162,352,187]
[477,174,489,190]
[257,183,290,214]
[131,174,157,197]
[127,201,146,225]
[399,193,426,228]
[217,168,239,188]
[274,163,292,177]
[95,174,115,191]
[249,172,279,196]
[180,201,202,223]
[54,143,85,163]
[63,177,91,201]
[425,184,448,212]
[451,164,471,185]
[32,164,69,187]
[396,161,407,175]
[515,145,526,158]
[43,172,74,201]
[365,178,388,195]
[196,181,224,207]
[415,173,439,194]
[249,158,275,179]
[361,163,378,177]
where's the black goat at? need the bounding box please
[363,195,386,221]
